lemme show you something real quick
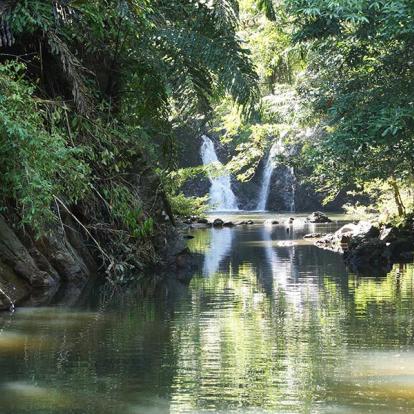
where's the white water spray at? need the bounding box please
[200,135,238,211]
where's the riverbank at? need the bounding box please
[0,162,193,311]
[311,216,414,276]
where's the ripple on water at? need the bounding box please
[0,214,413,414]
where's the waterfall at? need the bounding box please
[256,138,296,212]
[200,135,239,211]
[256,140,281,211]
[287,166,296,212]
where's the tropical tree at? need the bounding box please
[286,0,414,214]
[0,0,259,273]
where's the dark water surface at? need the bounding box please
[1,213,414,413]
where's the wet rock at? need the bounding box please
[183,219,192,225]
[183,235,194,239]
[175,247,192,269]
[174,251,204,284]
[212,218,224,227]
[236,221,248,225]
[303,233,326,239]
[318,221,379,250]
[264,219,279,226]
[246,220,254,225]
[0,217,56,288]
[197,218,209,224]
[350,221,380,241]
[306,211,332,223]
[344,239,390,276]
[223,222,235,227]
[387,238,414,260]
[379,226,400,242]
[315,220,414,275]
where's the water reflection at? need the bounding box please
[202,227,234,276]
[0,214,413,413]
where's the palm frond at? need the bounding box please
[257,0,276,20]
[48,32,93,115]
[0,0,17,47]
[157,27,259,114]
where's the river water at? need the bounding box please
[0,213,414,413]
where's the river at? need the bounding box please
[0,212,414,413]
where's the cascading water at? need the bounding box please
[200,135,239,211]
[256,140,282,211]
[256,137,296,212]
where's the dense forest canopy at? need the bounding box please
[0,0,258,228]
[211,0,414,219]
[0,0,413,276]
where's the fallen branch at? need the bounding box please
[53,195,113,266]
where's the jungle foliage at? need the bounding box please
[0,0,259,269]
[2,0,414,275]
[213,0,414,218]
[287,0,414,216]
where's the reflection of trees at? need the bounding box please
[168,263,414,412]
[345,264,414,348]
[1,232,414,414]
[168,263,345,412]
[0,295,179,414]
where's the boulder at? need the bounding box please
[315,219,414,275]
[306,211,332,223]
[223,222,235,227]
[316,221,380,254]
[197,218,209,224]
[350,221,380,240]
[212,218,224,227]
[246,220,254,225]
[329,221,380,247]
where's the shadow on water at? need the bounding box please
[1,213,414,413]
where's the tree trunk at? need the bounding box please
[390,178,406,217]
